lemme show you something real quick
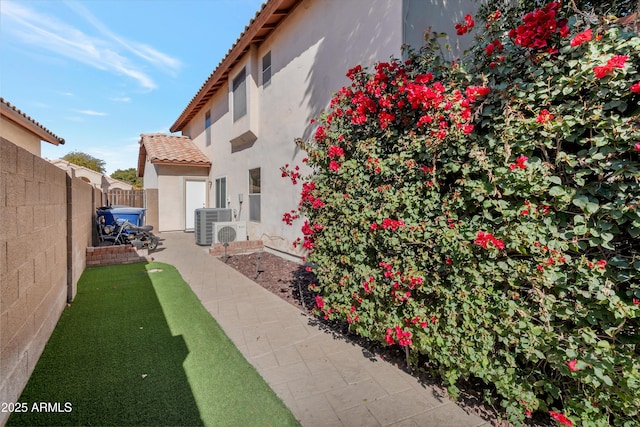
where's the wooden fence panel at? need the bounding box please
[107,189,145,208]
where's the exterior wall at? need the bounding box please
[0,118,41,156]
[156,165,209,231]
[142,159,159,189]
[0,138,100,425]
[403,0,480,60]
[184,0,407,257]
[144,189,159,231]
[67,177,101,301]
[0,139,67,425]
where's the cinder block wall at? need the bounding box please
[66,174,99,301]
[0,139,99,425]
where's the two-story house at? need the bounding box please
[138,0,474,258]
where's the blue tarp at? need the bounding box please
[97,206,146,227]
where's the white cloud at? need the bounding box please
[64,1,182,75]
[1,1,181,90]
[77,110,108,116]
[110,96,132,103]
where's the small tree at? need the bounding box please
[61,151,106,174]
[111,168,143,189]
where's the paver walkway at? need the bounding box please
[152,231,489,427]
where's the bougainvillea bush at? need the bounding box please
[282,2,639,425]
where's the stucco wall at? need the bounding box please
[403,0,480,60]
[184,0,408,257]
[0,118,41,156]
[156,165,209,231]
[0,138,100,425]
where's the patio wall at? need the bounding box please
[0,138,101,425]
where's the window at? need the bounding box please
[215,177,227,208]
[262,51,271,87]
[248,168,260,222]
[205,110,212,146]
[232,68,247,121]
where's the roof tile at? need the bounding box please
[139,133,211,167]
[0,97,65,145]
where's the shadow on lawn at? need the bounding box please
[8,262,203,426]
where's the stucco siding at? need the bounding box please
[156,165,208,231]
[143,160,159,189]
[178,0,472,257]
[185,0,407,257]
[403,0,480,59]
[0,117,41,156]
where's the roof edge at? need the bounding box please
[170,0,302,133]
[0,98,65,145]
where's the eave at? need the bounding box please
[170,0,302,133]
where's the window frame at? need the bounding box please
[205,110,212,146]
[248,167,261,222]
[215,176,227,209]
[262,51,271,88]
[232,68,247,122]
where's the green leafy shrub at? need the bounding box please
[283,3,639,425]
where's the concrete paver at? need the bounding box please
[152,231,489,427]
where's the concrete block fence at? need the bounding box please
[0,138,110,425]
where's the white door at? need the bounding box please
[185,180,206,230]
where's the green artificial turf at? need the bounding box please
[8,262,299,427]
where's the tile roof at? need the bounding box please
[138,133,211,176]
[170,0,302,132]
[0,97,65,145]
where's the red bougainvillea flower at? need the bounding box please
[594,65,611,79]
[633,298,640,305]
[634,142,640,151]
[385,326,413,346]
[509,155,528,170]
[570,28,592,47]
[632,82,640,93]
[346,64,362,80]
[536,109,554,124]
[594,55,629,78]
[327,145,345,158]
[455,14,475,35]
[474,231,505,249]
[549,411,573,426]
[567,360,579,371]
[485,39,505,56]
[509,2,568,50]
[609,55,629,68]
[314,125,326,140]
[380,218,405,231]
[315,295,325,310]
[329,160,341,171]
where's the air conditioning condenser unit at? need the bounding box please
[213,222,247,244]
[195,208,233,245]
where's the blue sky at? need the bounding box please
[0,0,265,175]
